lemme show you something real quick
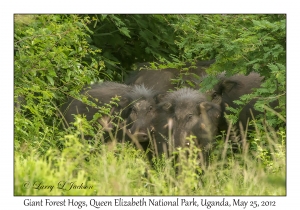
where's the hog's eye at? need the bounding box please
[187,114,193,121]
[212,92,218,98]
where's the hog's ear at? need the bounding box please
[119,97,131,108]
[222,79,238,93]
[155,93,167,104]
[199,102,221,118]
[162,102,172,111]
[199,101,213,113]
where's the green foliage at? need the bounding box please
[87,14,179,80]
[14,14,102,155]
[172,14,285,75]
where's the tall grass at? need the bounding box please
[14,115,286,196]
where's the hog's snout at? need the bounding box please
[128,129,149,142]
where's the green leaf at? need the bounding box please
[46,76,54,86]
[119,27,131,38]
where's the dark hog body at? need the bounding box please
[125,68,177,93]
[125,60,215,92]
[155,88,221,163]
[180,60,216,89]
[211,72,279,139]
[61,82,133,141]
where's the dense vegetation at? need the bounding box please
[14,14,286,195]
